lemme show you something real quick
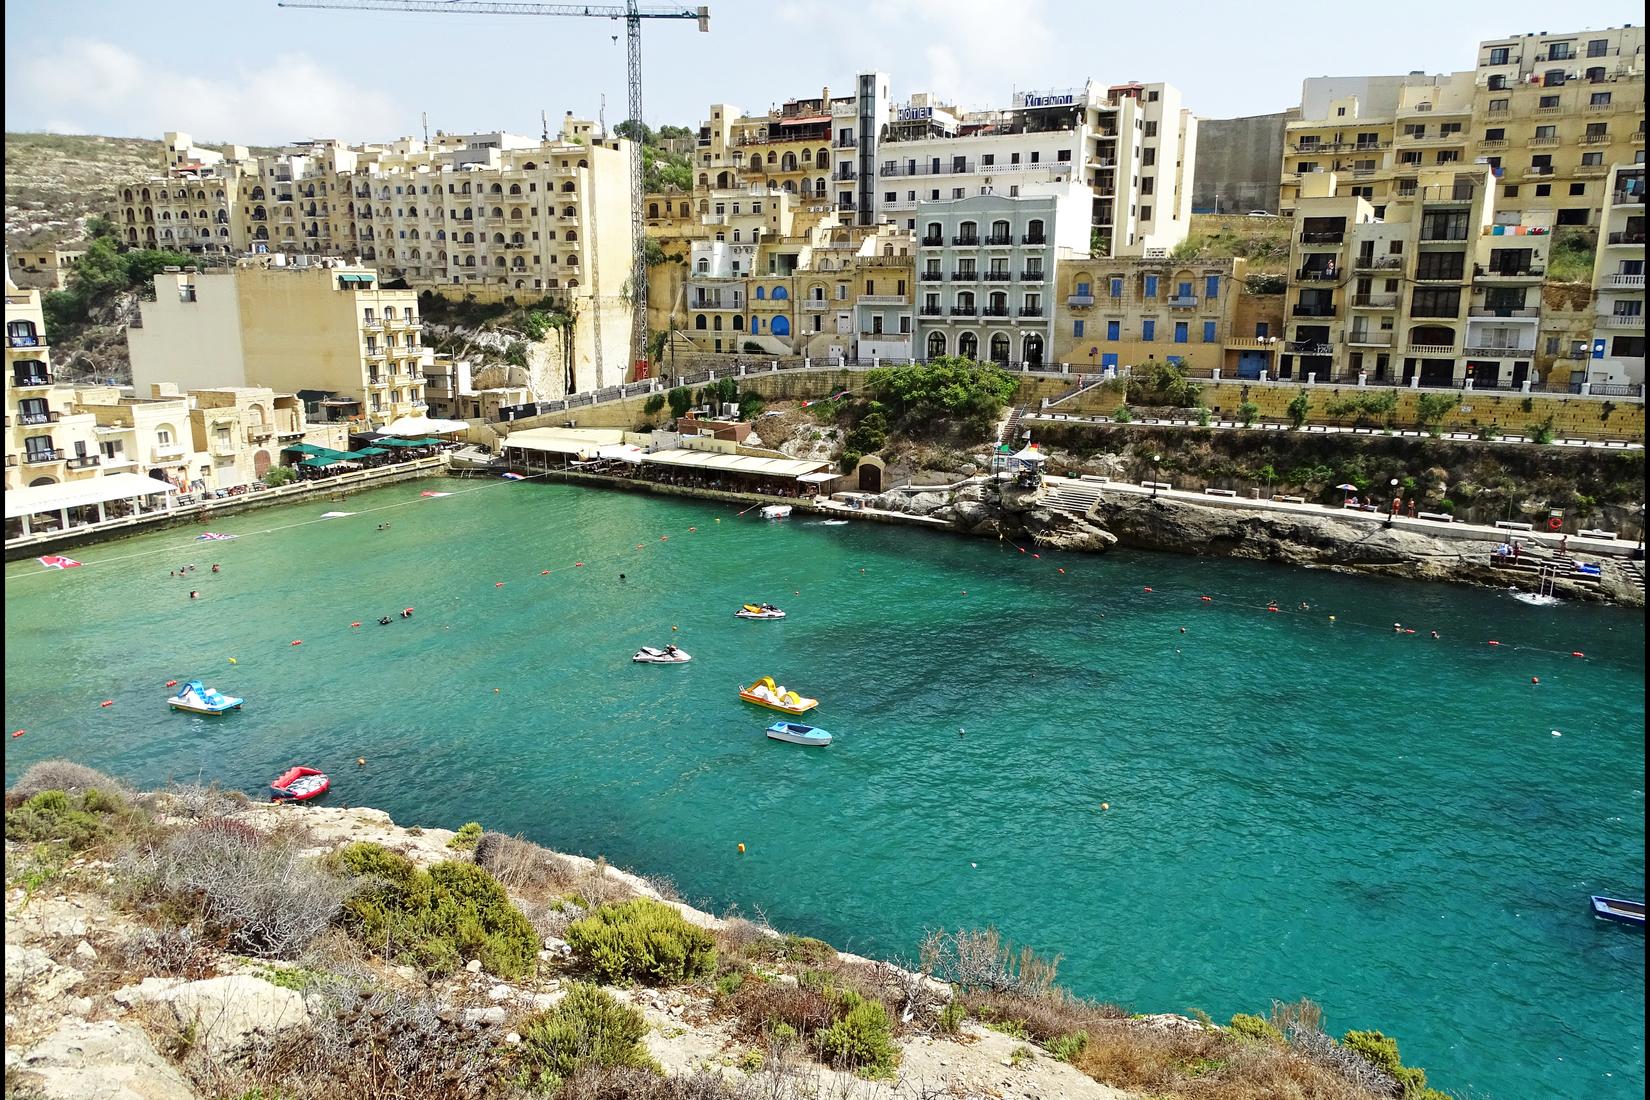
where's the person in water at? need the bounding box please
[211,563,221,574]
[189,590,200,600]
[619,573,626,582]
[379,616,392,625]
[400,608,413,619]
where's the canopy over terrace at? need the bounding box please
[640,449,830,493]
[4,472,179,539]
[501,428,629,467]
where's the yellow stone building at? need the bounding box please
[128,259,426,429]
[1053,257,1245,372]
[5,287,102,490]
[1588,163,1646,387]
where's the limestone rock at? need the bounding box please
[123,975,309,1057]
[13,1019,195,1100]
[464,1006,508,1027]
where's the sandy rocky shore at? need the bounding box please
[4,800,1144,1100]
[858,480,1645,607]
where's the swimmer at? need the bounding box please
[619,573,626,582]
[400,608,413,619]
[1430,630,1440,639]
[1393,622,1402,633]
[211,564,220,574]
[1298,601,1310,610]
[379,616,392,625]
[189,590,199,600]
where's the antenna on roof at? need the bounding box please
[598,95,606,138]
[542,109,550,142]
[421,111,428,145]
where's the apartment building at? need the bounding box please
[69,385,204,489]
[913,184,1090,368]
[880,81,1197,258]
[1589,164,1647,385]
[8,248,85,291]
[128,258,426,429]
[1280,24,1646,223]
[1052,257,1244,372]
[1279,167,1562,389]
[6,286,103,491]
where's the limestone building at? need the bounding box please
[5,288,102,490]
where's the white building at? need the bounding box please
[912,182,1091,367]
[1589,163,1646,386]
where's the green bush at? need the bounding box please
[839,450,862,475]
[515,982,658,1092]
[1112,404,1133,423]
[5,789,123,850]
[448,822,483,850]
[742,341,763,353]
[845,410,889,454]
[330,842,539,979]
[565,897,717,986]
[1414,393,1457,433]
[1287,390,1311,429]
[1532,416,1556,445]
[666,387,693,418]
[937,998,967,1034]
[1228,1012,1284,1045]
[736,391,765,420]
[782,936,837,966]
[1048,1030,1088,1062]
[1342,1028,1435,1097]
[1237,401,1260,428]
[1195,405,1212,427]
[642,393,666,416]
[1438,498,1456,514]
[812,993,898,1077]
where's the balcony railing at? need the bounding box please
[19,411,61,425]
[65,455,101,470]
[1022,234,1047,245]
[980,306,1011,317]
[1353,255,1403,271]
[1604,313,1645,327]
[11,373,52,387]
[1346,333,1393,346]
[1579,133,1612,144]
[5,334,43,348]
[974,270,1009,281]
[1351,294,1399,308]
[1285,341,1333,355]
[1292,304,1336,317]
[950,305,978,316]
[1067,294,1096,307]
[1406,343,1459,355]
[1609,189,1645,206]
[1603,273,1646,289]
[22,448,63,465]
[920,236,943,246]
[953,235,980,246]
[1299,231,1345,243]
[1296,269,1337,281]
[918,306,944,316]
[1462,345,1535,357]
[951,271,978,281]
[803,300,829,311]
[985,235,1013,245]
[1020,270,1046,281]
[919,270,944,281]
[1169,295,1199,308]
[1606,231,1645,245]
[1475,266,1545,279]
[1018,307,1044,317]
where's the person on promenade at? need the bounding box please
[1512,540,1521,562]
[1559,534,1568,554]
[1408,500,1418,519]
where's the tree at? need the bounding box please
[1237,401,1260,427]
[614,119,654,145]
[84,215,118,241]
[1287,390,1311,429]
[666,387,693,418]
[863,356,1017,432]
[1414,392,1457,434]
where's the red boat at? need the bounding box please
[270,766,330,802]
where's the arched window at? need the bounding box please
[810,284,825,301]
[713,316,723,331]
[959,220,978,241]
[816,148,829,166]
[766,152,777,165]
[926,331,946,359]
[754,286,765,300]
[695,314,707,330]
[926,222,941,242]
[699,173,709,186]
[565,230,577,242]
[750,154,762,170]
[752,317,762,333]
[1026,219,1045,242]
[771,286,788,300]
[490,183,502,194]
[771,315,791,336]
[733,315,744,331]
[782,152,797,172]
[1022,334,1044,367]
[648,202,659,218]
[991,220,1010,241]
[958,332,978,359]
[814,177,827,196]
[563,206,576,217]
[989,332,1011,364]
[509,183,522,195]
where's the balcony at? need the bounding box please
[803,300,829,312]
[1575,163,1611,177]
[1478,139,1508,150]
[1406,343,1459,356]
[950,305,978,316]
[920,236,943,246]
[1474,265,1545,281]
[22,448,62,465]
[1606,231,1646,245]
[1351,294,1399,309]
[1579,133,1612,144]
[11,372,53,388]
[1067,294,1096,307]
[1296,269,1337,281]
[1299,231,1344,243]
[951,271,978,282]
[1346,332,1393,347]
[919,270,944,282]
[1019,270,1046,281]
[247,424,276,442]
[364,347,386,360]
[64,454,101,470]
[859,295,906,305]
[1169,295,1199,308]
[985,234,1014,245]
[1462,345,1535,357]
[1285,341,1333,355]
[1225,337,1280,350]
[918,305,944,316]
[953,235,980,246]
[1603,273,1646,289]
[18,410,60,425]
[1527,135,1560,147]
[981,270,1012,281]
[1292,304,1336,317]
[1471,305,1544,318]
[1611,188,1646,206]
[1022,234,1047,245]
[1017,306,1044,318]
[5,333,44,348]
[1604,313,1645,328]
[980,306,1011,318]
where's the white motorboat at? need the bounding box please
[759,504,793,520]
[734,603,786,620]
[633,645,692,664]
[766,721,831,746]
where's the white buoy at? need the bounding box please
[1551,730,1562,737]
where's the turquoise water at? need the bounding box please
[4,478,1644,1098]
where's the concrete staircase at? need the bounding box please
[1040,479,1105,515]
[1625,559,1645,596]
[997,404,1027,448]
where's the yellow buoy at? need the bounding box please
[228,657,237,664]
[737,843,746,853]
[356,757,366,767]
[1101,802,1110,811]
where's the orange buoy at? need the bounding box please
[1267,607,1279,613]
[1531,676,1540,684]
[541,570,550,575]
[495,581,505,587]
[291,640,303,646]
[350,621,362,628]
[1143,586,1153,593]
[737,843,746,853]
[99,700,113,708]
[11,730,23,739]
[1571,651,1585,658]
[1033,553,1041,559]
[165,679,179,687]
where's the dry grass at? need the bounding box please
[961,986,1126,1045]
[724,977,837,1041]
[472,831,581,898]
[6,759,130,806]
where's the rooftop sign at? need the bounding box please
[1014,88,1083,109]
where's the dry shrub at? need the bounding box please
[117,921,219,980]
[574,856,633,909]
[7,759,130,806]
[963,986,1125,1045]
[559,1066,740,1100]
[714,912,780,960]
[161,782,250,821]
[919,926,1060,996]
[120,819,346,959]
[472,831,579,897]
[726,977,837,1040]
[1176,1041,1389,1100]
[1066,1019,1227,1093]
[190,985,499,1100]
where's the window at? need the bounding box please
[1504,185,1520,197]
[1581,152,1604,166]
[982,154,994,167]
[884,192,896,203]
[1203,321,1217,343]
[1489,98,1509,113]
[1543,70,1566,86]
[1141,206,1152,220]
[1547,42,1572,60]
[1109,277,1123,298]
[1538,95,1560,108]
[1569,183,1587,196]
[1588,38,1609,57]
[1143,275,1158,298]
[1144,121,1157,137]
[1585,122,1608,140]
[1591,92,1612,106]
[1141,148,1156,167]
[1488,46,1510,65]
[1073,320,1085,337]
[1410,287,1460,316]
[1076,281,1091,296]
[1536,184,1551,197]
[1030,151,1040,164]
[1414,251,1465,280]
[1485,128,1505,142]
[1141,319,1156,341]
[1057,149,1071,162]
[1141,177,1155,195]
[1106,320,1120,340]
[1173,321,1188,343]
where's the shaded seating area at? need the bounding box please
[5,473,179,540]
[498,428,832,498]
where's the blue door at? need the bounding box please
[1236,351,1267,379]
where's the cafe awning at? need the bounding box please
[4,473,178,519]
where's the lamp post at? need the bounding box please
[1388,477,1400,526]
[1151,453,1162,498]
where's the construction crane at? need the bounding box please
[279,0,709,381]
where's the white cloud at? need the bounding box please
[883,0,1057,106]
[14,39,402,144]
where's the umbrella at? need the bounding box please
[1336,483,1358,492]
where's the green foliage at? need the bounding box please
[641,237,667,269]
[4,788,126,850]
[330,842,539,979]
[1244,272,1288,295]
[1414,392,1457,432]
[666,387,694,418]
[1342,1029,1436,1097]
[515,982,658,1092]
[38,236,194,337]
[1520,396,1535,413]
[812,993,898,1077]
[1112,404,1133,423]
[1438,498,1456,513]
[1476,424,1501,442]
[741,341,763,353]
[1169,235,1204,262]
[448,822,483,850]
[85,214,118,240]
[1228,1013,1284,1045]
[642,394,666,416]
[503,341,529,368]
[863,356,1017,434]
[1195,405,1212,427]
[937,998,967,1034]
[1237,401,1260,428]
[1127,360,1201,408]
[845,409,889,454]
[565,897,717,986]
[1323,390,1399,426]
[1286,390,1311,429]
[1532,416,1556,445]
[260,465,296,487]
[1048,1030,1089,1062]
[736,391,765,420]
[838,450,863,474]
[782,935,837,966]
[1546,227,1597,283]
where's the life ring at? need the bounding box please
[1547,517,1562,531]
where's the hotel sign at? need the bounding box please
[897,106,933,122]
[1015,88,1081,108]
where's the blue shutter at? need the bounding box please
[1144,275,1159,298]
[1142,319,1156,341]
[1177,282,1192,298]
[1076,281,1091,296]
[1205,275,1220,299]
[1106,320,1120,340]
[1174,321,1189,343]
[1101,352,1118,368]
[1203,321,1217,343]
[1074,319,1085,337]
[1109,277,1123,298]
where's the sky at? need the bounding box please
[5,1,1644,146]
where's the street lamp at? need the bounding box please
[1151,453,1162,498]
[1388,477,1400,525]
